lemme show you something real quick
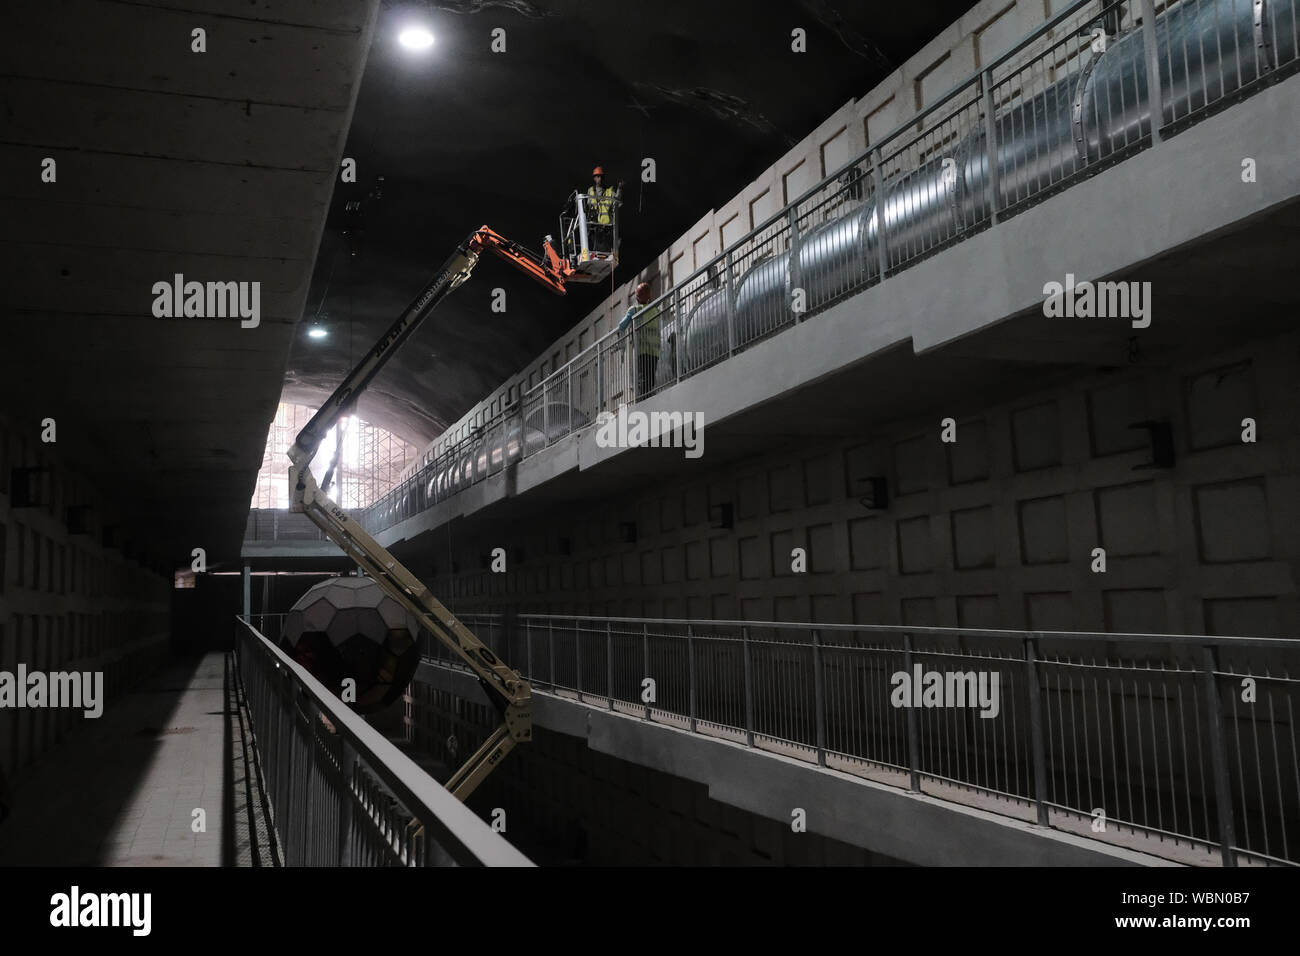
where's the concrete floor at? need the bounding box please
[0,652,276,867]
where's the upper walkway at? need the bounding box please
[325,0,1300,551]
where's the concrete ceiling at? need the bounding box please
[0,0,380,565]
[284,0,979,447]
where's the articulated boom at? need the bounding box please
[288,462,531,800]
[469,225,572,295]
[286,225,560,801]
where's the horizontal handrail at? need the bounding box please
[498,613,1297,648]
[235,615,532,867]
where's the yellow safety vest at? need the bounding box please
[587,185,615,225]
[632,305,660,357]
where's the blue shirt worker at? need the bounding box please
[617,281,661,400]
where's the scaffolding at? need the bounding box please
[250,402,415,511]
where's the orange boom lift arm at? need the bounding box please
[469,225,575,295]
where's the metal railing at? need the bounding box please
[234,615,532,867]
[246,612,288,644]
[424,613,1300,866]
[244,509,328,543]
[359,0,1298,538]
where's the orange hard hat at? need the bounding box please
[635,281,652,302]
[592,166,604,176]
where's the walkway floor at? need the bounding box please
[0,651,276,866]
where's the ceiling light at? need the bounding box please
[308,327,328,339]
[399,26,434,50]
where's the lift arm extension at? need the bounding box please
[287,229,534,802]
[470,225,571,295]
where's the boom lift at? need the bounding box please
[287,223,605,800]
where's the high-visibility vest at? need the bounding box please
[587,185,616,225]
[631,305,660,357]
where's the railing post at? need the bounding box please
[981,68,1002,223]
[284,688,301,864]
[723,249,737,357]
[525,617,533,680]
[338,740,356,866]
[575,620,583,703]
[500,611,512,665]
[1200,645,1238,867]
[566,363,573,436]
[1024,635,1050,826]
[548,618,556,690]
[787,207,803,321]
[596,341,605,413]
[514,402,526,462]
[903,633,921,792]
[742,625,755,747]
[812,628,826,767]
[1254,0,1277,73]
[1140,0,1164,145]
[242,563,251,622]
[672,289,683,386]
[687,624,697,733]
[543,384,550,444]
[642,623,651,719]
[606,620,615,710]
[870,147,889,280]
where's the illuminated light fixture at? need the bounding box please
[308,326,328,339]
[399,26,434,49]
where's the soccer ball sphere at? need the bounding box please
[282,577,421,714]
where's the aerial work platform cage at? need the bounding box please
[558,190,620,283]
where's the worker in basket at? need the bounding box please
[586,165,623,252]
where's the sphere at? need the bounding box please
[282,577,421,714]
